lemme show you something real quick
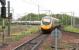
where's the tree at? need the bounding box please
[52,14,71,25]
[19,13,47,21]
[18,13,79,26]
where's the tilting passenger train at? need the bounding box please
[40,16,60,33]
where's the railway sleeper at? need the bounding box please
[14,34,49,50]
[29,42,37,45]
[31,40,42,50]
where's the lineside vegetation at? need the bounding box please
[64,26,79,33]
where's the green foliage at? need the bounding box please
[64,26,79,33]
[52,14,72,25]
[18,13,79,26]
[0,17,8,26]
[61,14,71,25]
[0,17,2,25]
[75,17,79,24]
[39,14,47,20]
[18,13,47,21]
[12,26,39,41]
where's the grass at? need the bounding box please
[0,25,39,44]
[11,26,39,41]
[64,25,79,33]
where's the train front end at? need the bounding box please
[40,16,53,33]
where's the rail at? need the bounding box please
[13,33,50,50]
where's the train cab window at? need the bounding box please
[42,18,51,25]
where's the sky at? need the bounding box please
[4,0,79,20]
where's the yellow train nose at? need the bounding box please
[41,25,52,30]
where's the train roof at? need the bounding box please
[42,16,59,21]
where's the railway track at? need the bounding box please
[13,33,50,50]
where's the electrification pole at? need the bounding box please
[30,14,31,26]
[8,1,11,36]
[62,14,63,25]
[72,12,75,27]
[71,12,73,26]
[38,4,40,20]
[41,10,52,16]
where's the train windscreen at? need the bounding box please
[42,18,51,25]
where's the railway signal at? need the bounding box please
[1,6,6,18]
[0,0,6,46]
[0,0,6,18]
[0,0,6,5]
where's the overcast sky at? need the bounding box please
[5,0,79,19]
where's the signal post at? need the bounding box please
[0,0,6,46]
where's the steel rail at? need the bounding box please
[13,33,49,50]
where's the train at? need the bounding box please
[40,16,60,33]
[11,21,41,25]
